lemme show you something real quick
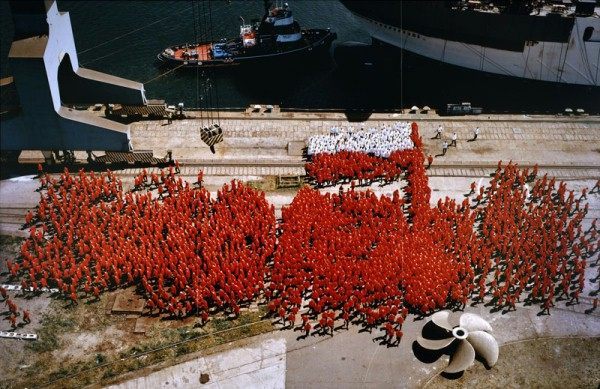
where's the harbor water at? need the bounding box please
[1,0,598,113]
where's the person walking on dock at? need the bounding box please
[591,179,600,194]
[472,126,479,141]
[427,154,433,169]
[442,140,449,156]
[22,309,31,324]
[433,124,443,139]
[450,132,458,147]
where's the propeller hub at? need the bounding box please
[452,326,468,340]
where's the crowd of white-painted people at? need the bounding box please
[307,122,415,158]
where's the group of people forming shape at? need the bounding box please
[307,122,415,158]
[1,122,597,348]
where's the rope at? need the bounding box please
[523,44,533,79]
[556,42,565,83]
[574,20,595,84]
[80,47,129,66]
[201,0,215,125]
[595,45,600,85]
[143,64,186,85]
[194,0,203,128]
[77,4,194,55]
[400,2,403,112]
[208,0,221,125]
[200,0,211,124]
[459,41,517,77]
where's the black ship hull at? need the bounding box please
[340,1,600,86]
[157,29,336,69]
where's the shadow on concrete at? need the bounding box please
[440,370,465,380]
[0,159,174,181]
[412,340,447,364]
[343,109,373,122]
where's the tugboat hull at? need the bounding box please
[157,30,336,69]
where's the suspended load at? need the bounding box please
[201,124,224,153]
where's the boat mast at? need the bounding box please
[263,0,272,20]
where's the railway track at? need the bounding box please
[2,160,598,231]
[100,161,600,180]
[13,153,599,180]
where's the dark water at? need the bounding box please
[1,0,598,113]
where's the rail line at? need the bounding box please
[2,160,597,230]
[110,161,599,180]
[14,153,599,179]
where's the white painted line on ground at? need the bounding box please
[7,175,37,182]
[0,331,38,341]
[1,284,59,293]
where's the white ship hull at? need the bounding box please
[353,13,600,87]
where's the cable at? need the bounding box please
[400,1,403,113]
[208,0,221,125]
[80,47,129,66]
[201,0,214,125]
[143,63,186,84]
[193,0,199,47]
[77,4,194,55]
[200,0,210,124]
[574,20,594,84]
[193,0,203,128]
[198,0,208,124]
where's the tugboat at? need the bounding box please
[158,1,337,68]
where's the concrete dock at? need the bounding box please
[129,111,600,169]
[1,111,599,388]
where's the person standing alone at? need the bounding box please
[472,126,479,141]
[434,124,443,139]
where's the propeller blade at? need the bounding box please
[444,340,475,374]
[467,330,499,367]
[416,336,455,350]
[459,313,492,333]
[431,310,455,331]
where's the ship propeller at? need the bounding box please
[416,310,499,374]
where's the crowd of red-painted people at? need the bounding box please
[1,286,31,329]
[2,122,596,345]
[270,186,457,343]
[5,167,276,325]
[472,162,595,313]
